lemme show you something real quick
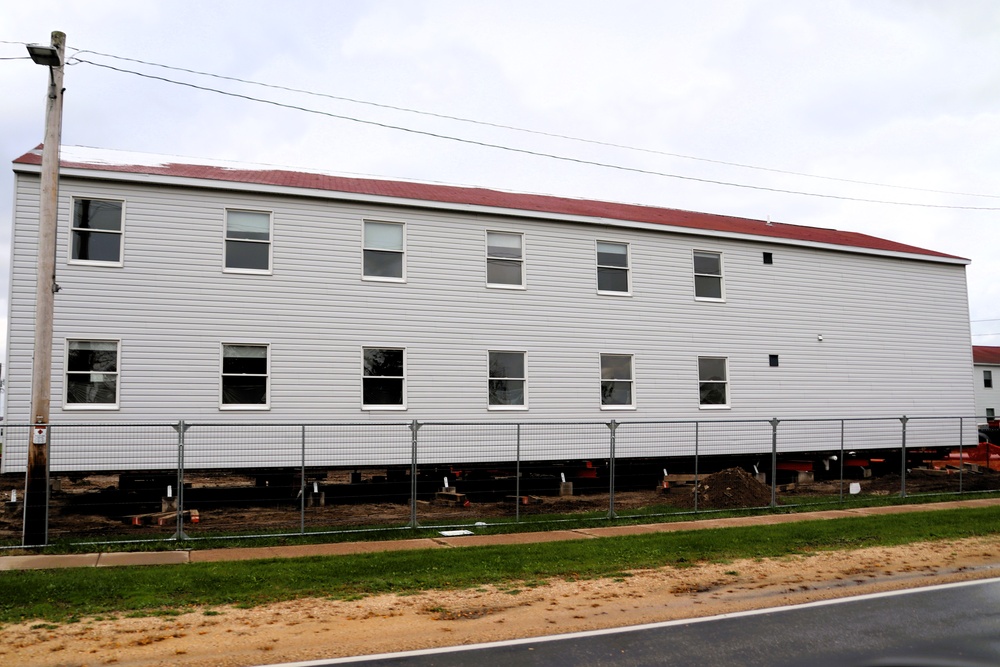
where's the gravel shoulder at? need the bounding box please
[3,534,999,667]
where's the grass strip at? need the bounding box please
[1,504,998,625]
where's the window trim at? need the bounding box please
[487,350,528,411]
[223,208,273,275]
[485,230,526,289]
[698,355,730,410]
[985,370,993,389]
[596,240,632,296]
[600,352,636,411]
[693,249,725,302]
[68,197,125,267]
[361,346,407,411]
[362,219,407,283]
[63,338,121,410]
[219,342,271,410]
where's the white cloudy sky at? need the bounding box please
[3,0,1000,360]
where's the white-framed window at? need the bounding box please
[70,198,124,266]
[699,356,729,408]
[64,339,120,409]
[597,241,630,295]
[600,353,634,409]
[221,343,270,409]
[363,220,405,281]
[362,347,406,409]
[486,231,525,288]
[488,351,527,409]
[987,408,996,419]
[693,250,724,300]
[225,209,272,273]
[985,370,993,389]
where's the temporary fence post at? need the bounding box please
[839,419,845,504]
[410,420,421,529]
[607,420,618,519]
[770,418,780,508]
[300,424,306,535]
[958,417,964,494]
[899,415,909,499]
[515,423,522,523]
[694,421,700,513]
[173,421,190,542]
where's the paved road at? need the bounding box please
[304,577,1000,667]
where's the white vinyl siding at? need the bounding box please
[70,198,124,266]
[225,209,272,273]
[363,220,405,281]
[0,169,978,473]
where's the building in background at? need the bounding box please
[1,146,978,472]
[973,346,1000,423]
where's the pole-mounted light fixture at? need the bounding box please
[26,43,62,68]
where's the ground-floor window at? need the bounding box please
[489,351,526,408]
[221,344,269,408]
[600,353,634,408]
[65,339,119,408]
[363,347,406,409]
[699,356,729,407]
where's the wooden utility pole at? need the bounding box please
[23,31,66,547]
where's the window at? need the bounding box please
[363,221,405,280]
[65,340,119,408]
[486,231,524,287]
[693,250,724,300]
[987,408,996,419]
[363,348,405,409]
[225,210,271,272]
[489,351,526,408]
[769,354,779,367]
[699,357,729,408]
[221,344,269,408]
[597,241,630,294]
[985,370,993,389]
[71,198,123,265]
[763,252,773,265]
[600,353,634,408]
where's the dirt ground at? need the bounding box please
[2,534,999,667]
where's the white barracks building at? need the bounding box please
[2,146,977,470]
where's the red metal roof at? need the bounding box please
[13,146,966,261]
[973,346,1000,365]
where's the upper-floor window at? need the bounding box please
[71,198,123,266]
[693,250,724,300]
[221,343,269,408]
[597,241,630,294]
[600,353,634,409]
[486,231,524,288]
[363,347,406,409]
[489,351,526,408]
[225,210,271,273]
[65,339,119,408]
[363,220,405,281]
[985,370,993,389]
[699,356,729,408]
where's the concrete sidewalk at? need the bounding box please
[3,497,998,572]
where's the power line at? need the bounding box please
[67,55,1000,212]
[69,47,1000,201]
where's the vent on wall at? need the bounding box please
[763,252,773,264]
[769,354,779,367]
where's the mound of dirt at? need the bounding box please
[671,467,776,510]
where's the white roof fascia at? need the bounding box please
[14,162,971,266]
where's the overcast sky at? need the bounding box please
[3,0,1000,362]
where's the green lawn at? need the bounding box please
[1,504,998,625]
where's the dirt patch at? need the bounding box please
[2,535,998,667]
[669,467,775,510]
